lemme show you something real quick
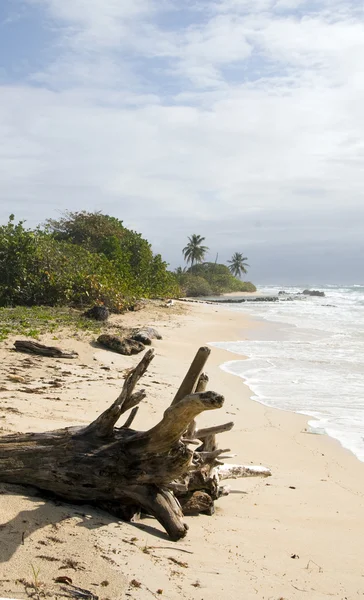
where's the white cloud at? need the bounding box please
[26,0,155,47]
[1,0,364,280]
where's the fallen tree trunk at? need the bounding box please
[14,340,78,359]
[0,347,271,540]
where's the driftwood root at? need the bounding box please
[0,346,271,540]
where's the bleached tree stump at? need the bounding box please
[0,347,270,540]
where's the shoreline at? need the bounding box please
[1,300,364,599]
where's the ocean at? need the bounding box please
[211,285,364,462]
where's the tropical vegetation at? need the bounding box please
[0,215,256,311]
[182,234,209,272]
[0,212,179,311]
[228,252,249,278]
[177,236,256,297]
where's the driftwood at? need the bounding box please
[0,347,271,540]
[14,340,78,359]
[97,334,145,355]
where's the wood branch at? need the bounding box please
[185,372,209,439]
[84,349,154,437]
[125,391,224,454]
[122,406,139,428]
[195,421,234,439]
[171,347,211,405]
[199,434,216,452]
[194,448,231,464]
[122,485,188,541]
[196,372,209,392]
[215,464,272,480]
[195,421,234,453]
[14,340,78,359]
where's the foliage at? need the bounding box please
[175,262,256,297]
[46,211,179,299]
[0,213,179,311]
[228,252,249,278]
[182,234,209,271]
[45,211,126,249]
[177,274,213,297]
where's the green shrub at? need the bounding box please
[238,281,256,293]
[46,211,180,300]
[174,262,256,297]
[0,214,179,310]
[180,263,256,295]
[178,274,213,297]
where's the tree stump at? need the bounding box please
[0,347,271,540]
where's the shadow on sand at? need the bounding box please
[0,483,168,563]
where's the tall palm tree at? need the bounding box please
[228,252,249,278]
[183,234,209,272]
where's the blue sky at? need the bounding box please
[0,0,363,283]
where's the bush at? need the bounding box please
[46,211,180,300]
[179,263,256,296]
[0,214,179,310]
[238,281,256,293]
[177,274,213,297]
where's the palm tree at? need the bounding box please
[183,234,209,272]
[228,252,249,278]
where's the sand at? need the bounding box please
[1,300,364,600]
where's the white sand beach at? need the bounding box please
[1,300,364,599]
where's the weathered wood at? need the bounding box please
[0,347,271,540]
[0,395,223,539]
[171,347,211,405]
[179,491,214,516]
[195,421,234,454]
[125,391,224,455]
[185,372,209,439]
[195,421,234,439]
[122,406,139,429]
[215,464,272,479]
[14,340,78,359]
[84,349,154,437]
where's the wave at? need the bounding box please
[211,285,364,462]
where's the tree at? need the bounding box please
[228,252,249,279]
[45,211,179,299]
[183,235,209,271]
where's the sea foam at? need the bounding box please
[211,285,364,462]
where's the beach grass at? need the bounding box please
[0,306,102,341]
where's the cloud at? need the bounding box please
[0,0,364,282]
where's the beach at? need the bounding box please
[1,300,364,600]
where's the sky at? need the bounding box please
[0,0,363,285]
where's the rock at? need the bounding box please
[139,327,162,340]
[302,289,325,297]
[131,332,152,345]
[83,306,109,321]
[97,334,145,355]
[131,327,162,345]
[128,301,146,312]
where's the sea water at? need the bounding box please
[211,285,364,461]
